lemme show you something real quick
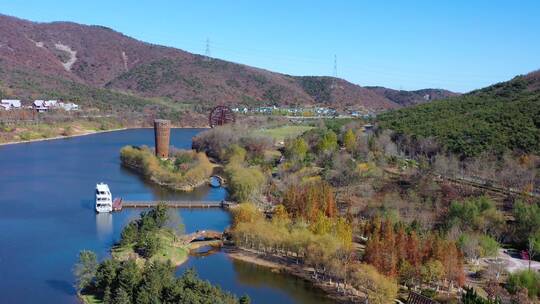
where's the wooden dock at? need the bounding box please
[119,200,235,210]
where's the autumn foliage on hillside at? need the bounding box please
[0,14,457,115]
[282,180,337,220]
[362,217,465,288]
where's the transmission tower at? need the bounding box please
[204,38,211,61]
[331,54,337,89]
[333,54,338,78]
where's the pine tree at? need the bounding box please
[103,286,112,304]
[114,287,130,304]
[74,250,98,293]
[239,295,251,304]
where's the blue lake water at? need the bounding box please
[0,129,331,304]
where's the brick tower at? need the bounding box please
[154,119,171,159]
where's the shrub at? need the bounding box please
[284,137,308,162]
[447,196,505,237]
[507,270,540,299]
[225,164,265,202]
[513,200,540,245]
[316,130,338,153]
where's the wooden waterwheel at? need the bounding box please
[209,105,235,128]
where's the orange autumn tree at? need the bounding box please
[282,180,337,222]
[362,217,465,288]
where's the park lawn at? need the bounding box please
[151,229,189,265]
[253,125,313,142]
[111,229,189,267]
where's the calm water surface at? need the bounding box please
[0,129,331,304]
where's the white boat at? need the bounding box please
[95,183,113,213]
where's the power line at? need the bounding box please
[169,37,513,89]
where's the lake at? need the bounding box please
[0,129,332,304]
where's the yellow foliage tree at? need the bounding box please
[231,202,263,228]
[351,264,398,304]
[343,129,357,153]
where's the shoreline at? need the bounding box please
[223,246,364,304]
[0,127,128,147]
[0,125,210,147]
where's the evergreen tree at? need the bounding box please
[239,295,251,304]
[103,286,112,304]
[114,287,130,304]
[96,259,119,291]
[73,250,98,292]
[117,260,141,301]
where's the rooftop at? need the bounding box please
[96,183,110,192]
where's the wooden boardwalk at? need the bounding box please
[119,200,235,209]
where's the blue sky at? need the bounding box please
[2,0,539,92]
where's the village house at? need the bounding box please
[232,107,248,114]
[57,102,79,111]
[44,100,58,108]
[0,99,22,110]
[33,99,79,112]
[33,100,48,112]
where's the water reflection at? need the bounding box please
[95,213,113,241]
[190,245,221,257]
[232,259,334,304]
[178,251,334,304]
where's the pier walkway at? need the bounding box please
[115,200,235,210]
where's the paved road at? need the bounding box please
[487,249,540,273]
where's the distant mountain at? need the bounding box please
[378,70,540,157]
[0,14,456,113]
[364,87,460,107]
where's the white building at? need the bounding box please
[0,99,22,110]
[44,100,58,108]
[33,99,78,112]
[57,102,79,111]
[33,100,48,112]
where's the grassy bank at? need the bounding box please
[0,118,124,144]
[120,145,214,191]
[80,294,101,304]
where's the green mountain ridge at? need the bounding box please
[378,71,540,157]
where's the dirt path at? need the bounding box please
[495,249,540,273]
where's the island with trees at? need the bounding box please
[74,203,247,304]
[120,146,213,191]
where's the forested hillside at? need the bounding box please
[378,71,540,157]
